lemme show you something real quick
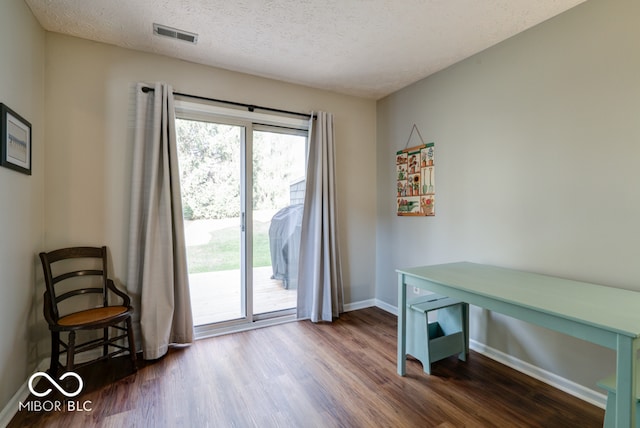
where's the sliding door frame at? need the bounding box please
[175,99,309,338]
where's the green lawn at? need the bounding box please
[186,221,272,273]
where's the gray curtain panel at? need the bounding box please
[127,82,194,359]
[297,111,344,322]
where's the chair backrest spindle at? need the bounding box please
[39,246,111,322]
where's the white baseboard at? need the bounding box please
[373,299,398,315]
[469,339,607,409]
[367,299,608,409]
[0,359,49,428]
[343,299,376,312]
[0,349,106,428]
[343,298,397,315]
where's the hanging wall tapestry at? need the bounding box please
[396,142,435,216]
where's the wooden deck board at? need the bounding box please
[189,266,296,325]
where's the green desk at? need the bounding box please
[397,262,640,427]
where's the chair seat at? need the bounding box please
[40,246,137,376]
[58,306,129,327]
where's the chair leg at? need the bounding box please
[126,318,137,371]
[66,331,76,372]
[49,331,60,376]
[103,326,109,357]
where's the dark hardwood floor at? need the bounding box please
[10,307,604,427]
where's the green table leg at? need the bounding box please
[397,273,407,376]
[615,335,637,427]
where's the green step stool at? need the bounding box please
[597,370,640,427]
[406,294,469,375]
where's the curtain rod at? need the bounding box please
[141,86,312,119]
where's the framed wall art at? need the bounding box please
[1,103,32,175]
[396,142,435,216]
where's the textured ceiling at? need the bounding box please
[24,0,586,99]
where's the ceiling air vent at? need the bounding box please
[153,23,198,44]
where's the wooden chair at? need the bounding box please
[39,246,137,376]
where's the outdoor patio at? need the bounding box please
[189,265,297,326]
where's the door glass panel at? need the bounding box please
[252,130,306,316]
[176,118,244,326]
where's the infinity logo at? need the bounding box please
[28,372,84,398]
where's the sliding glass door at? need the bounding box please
[175,113,307,329]
[252,128,307,316]
[176,119,245,325]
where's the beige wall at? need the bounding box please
[0,0,45,411]
[376,0,639,395]
[0,9,376,410]
[41,34,377,325]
